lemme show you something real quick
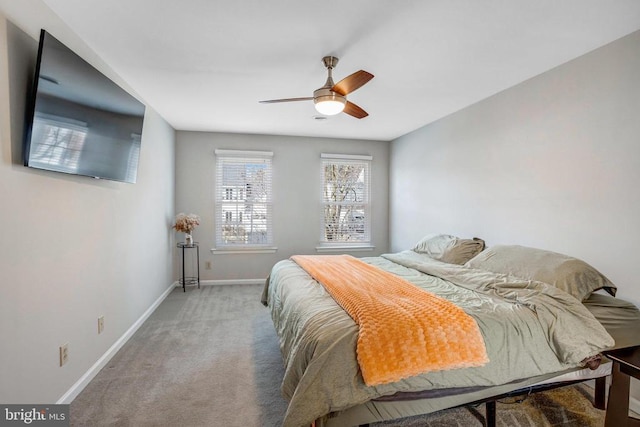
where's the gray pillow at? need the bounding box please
[465,244,617,301]
[412,234,485,265]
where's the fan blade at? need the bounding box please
[343,101,368,119]
[332,70,374,96]
[259,97,313,104]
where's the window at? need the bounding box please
[320,153,372,246]
[215,150,274,249]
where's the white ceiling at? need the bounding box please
[41,0,640,142]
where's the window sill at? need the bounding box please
[211,247,278,255]
[315,245,375,253]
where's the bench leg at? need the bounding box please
[485,401,496,427]
[594,376,607,410]
[605,362,630,427]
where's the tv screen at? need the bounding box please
[23,30,146,183]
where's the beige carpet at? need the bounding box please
[70,284,605,427]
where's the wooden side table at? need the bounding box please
[604,346,640,427]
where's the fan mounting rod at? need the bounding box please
[321,56,339,88]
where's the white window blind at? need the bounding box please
[215,150,273,248]
[320,154,371,245]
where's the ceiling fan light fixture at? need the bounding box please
[260,56,372,119]
[314,93,346,116]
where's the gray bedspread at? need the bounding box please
[263,251,615,427]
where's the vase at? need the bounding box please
[185,233,193,245]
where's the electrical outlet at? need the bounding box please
[59,344,68,367]
[98,316,105,334]
[205,261,212,270]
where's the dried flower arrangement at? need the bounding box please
[173,213,200,234]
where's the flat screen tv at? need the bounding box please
[23,30,146,183]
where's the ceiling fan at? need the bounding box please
[259,56,374,119]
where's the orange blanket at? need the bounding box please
[291,254,489,386]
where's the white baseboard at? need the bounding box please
[195,279,265,286]
[56,282,176,404]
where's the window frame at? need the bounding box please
[318,153,374,252]
[213,149,276,254]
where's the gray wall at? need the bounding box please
[390,30,640,403]
[0,2,176,403]
[175,131,389,281]
[390,29,640,309]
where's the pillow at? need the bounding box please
[412,234,485,265]
[464,244,617,301]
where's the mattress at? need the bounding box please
[263,252,640,427]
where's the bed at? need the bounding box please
[261,236,640,427]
